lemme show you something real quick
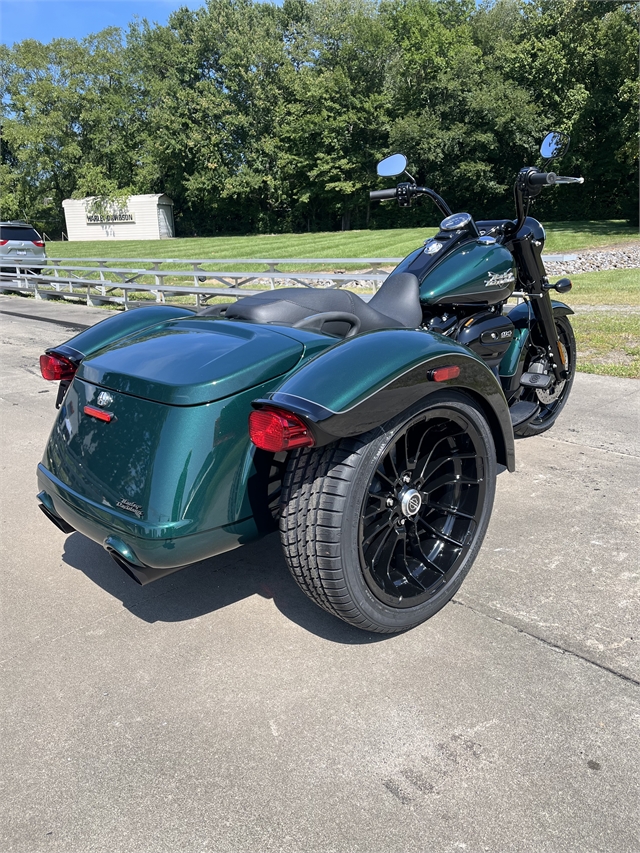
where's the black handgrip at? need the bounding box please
[528,171,557,187]
[369,188,398,200]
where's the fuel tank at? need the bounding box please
[420,240,516,306]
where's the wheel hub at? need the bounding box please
[399,486,422,517]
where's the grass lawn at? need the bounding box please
[551,268,640,305]
[573,314,640,379]
[45,219,638,266]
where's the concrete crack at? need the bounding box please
[451,597,640,688]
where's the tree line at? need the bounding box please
[1,0,637,238]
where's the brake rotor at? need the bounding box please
[536,341,568,404]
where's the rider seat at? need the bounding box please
[220,272,422,336]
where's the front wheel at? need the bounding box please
[515,315,576,437]
[280,392,497,633]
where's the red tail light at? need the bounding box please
[0,240,8,246]
[249,408,315,452]
[84,405,113,423]
[429,365,461,382]
[32,240,45,248]
[39,353,77,381]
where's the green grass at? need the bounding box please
[551,268,640,305]
[573,313,640,379]
[45,220,638,267]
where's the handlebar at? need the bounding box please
[369,188,397,200]
[527,171,584,188]
[528,171,557,186]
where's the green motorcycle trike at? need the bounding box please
[37,133,580,633]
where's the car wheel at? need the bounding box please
[280,391,497,633]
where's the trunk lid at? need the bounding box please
[77,317,305,405]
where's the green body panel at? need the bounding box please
[78,317,309,406]
[270,328,478,413]
[38,322,335,569]
[38,374,290,568]
[57,304,196,358]
[420,242,515,305]
[265,328,515,471]
[499,327,529,377]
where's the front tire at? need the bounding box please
[514,315,576,437]
[280,392,497,633]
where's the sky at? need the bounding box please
[0,0,206,46]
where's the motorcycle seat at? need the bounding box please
[220,272,423,336]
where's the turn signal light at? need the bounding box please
[249,408,315,452]
[428,365,461,382]
[39,353,77,381]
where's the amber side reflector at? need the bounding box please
[84,405,114,423]
[429,365,461,382]
[249,408,315,452]
[40,353,77,381]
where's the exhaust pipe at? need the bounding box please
[37,493,76,534]
[105,542,187,586]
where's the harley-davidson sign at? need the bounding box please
[86,211,135,225]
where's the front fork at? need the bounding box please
[529,291,566,382]
[510,229,566,382]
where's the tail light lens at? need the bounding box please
[39,353,77,381]
[0,240,8,246]
[32,240,45,248]
[249,408,315,452]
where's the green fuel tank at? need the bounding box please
[419,240,516,306]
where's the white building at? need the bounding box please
[62,194,175,241]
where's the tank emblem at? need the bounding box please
[115,499,143,518]
[484,270,516,288]
[423,240,444,255]
[97,391,114,407]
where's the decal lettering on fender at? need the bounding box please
[116,499,143,518]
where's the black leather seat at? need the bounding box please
[220,272,422,336]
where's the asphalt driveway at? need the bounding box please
[1,297,638,853]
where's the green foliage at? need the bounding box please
[1,0,638,236]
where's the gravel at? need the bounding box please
[544,244,640,276]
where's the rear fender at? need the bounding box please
[46,304,196,363]
[256,329,515,472]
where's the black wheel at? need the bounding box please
[515,315,576,437]
[280,392,497,633]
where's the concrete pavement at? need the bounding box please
[0,296,638,852]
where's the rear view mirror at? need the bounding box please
[540,132,570,162]
[377,153,407,178]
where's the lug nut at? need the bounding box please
[403,475,411,483]
[386,497,394,507]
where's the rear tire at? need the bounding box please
[280,392,497,633]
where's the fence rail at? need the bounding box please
[0,257,400,308]
[0,252,576,309]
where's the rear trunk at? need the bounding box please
[38,318,309,571]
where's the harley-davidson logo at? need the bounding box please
[97,391,113,407]
[116,499,143,518]
[484,270,516,288]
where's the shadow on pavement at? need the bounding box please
[61,530,387,646]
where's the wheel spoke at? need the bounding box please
[358,407,491,609]
[417,515,466,548]
[424,500,475,521]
